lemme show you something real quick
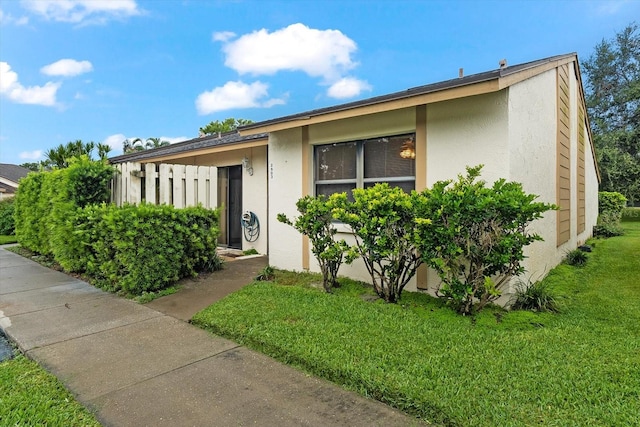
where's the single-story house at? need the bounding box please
[0,164,30,201]
[110,52,599,294]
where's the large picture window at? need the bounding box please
[314,133,416,198]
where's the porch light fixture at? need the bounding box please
[399,138,416,159]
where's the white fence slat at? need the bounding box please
[129,162,142,204]
[185,165,197,207]
[172,164,185,208]
[197,166,209,207]
[159,163,171,205]
[112,162,218,210]
[145,163,156,204]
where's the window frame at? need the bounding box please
[313,132,416,197]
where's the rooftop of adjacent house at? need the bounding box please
[109,131,268,164]
[0,163,30,185]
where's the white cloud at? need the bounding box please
[213,31,235,42]
[21,0,141,25]
[103,133,127,151]
[0,8,29,25]
[19,150,43,160]
[219,23,358,82]
[41,59,93,77]
[596,0,629,15]
[196,80,285,115]
[0,61,60,106]
[327,77,372,99]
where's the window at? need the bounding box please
[314,133,416,198]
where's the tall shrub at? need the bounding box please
[14,172,46,252]
[331,184,422,303]
[414,165,556,315]
[0,198,16,235]
[594,191,627,237]
[49,157,115,271]
[277,195,353,292]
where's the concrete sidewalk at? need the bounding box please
[0,248,423,426]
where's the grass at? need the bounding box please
[0,235,18,245]
[192,222,640,426]
[0,355,101,426]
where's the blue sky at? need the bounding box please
[0,0,637,164]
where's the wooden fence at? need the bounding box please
[111,162,218,209]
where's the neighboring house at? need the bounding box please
[0,164,30,201]
[110,52,599,295]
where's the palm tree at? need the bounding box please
[144,137,171,149]
[44,140,96,168]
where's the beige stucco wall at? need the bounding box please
[426,91,510,185]
[268,128,306,270]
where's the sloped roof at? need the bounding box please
[0,164,30,184]
[240,53,578,133]
[109,131,268,164]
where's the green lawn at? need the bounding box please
[0,235,17,245]
[0,355,101,426]
[193,222,640,426]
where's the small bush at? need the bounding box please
[255,265,275,281]
[243,248,259,255]
[0,198,15,235]
[595,191,627,237]
[510,280,559,312]
[564,249,588,266]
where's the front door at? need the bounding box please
[218,165,243,249]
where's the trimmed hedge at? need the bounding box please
[0,198,16,235]
[13,157,221,295]
[75,203,220,294]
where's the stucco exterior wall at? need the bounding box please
[268,128,305,271]
[426,91,510,185]
[507,69,560,282]
[308,108,415,145]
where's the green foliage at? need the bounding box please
[123,137,170,153]
[255,265,275,281]
[622,207,640,222]
[583,23,640,204]
[0,235,18,244]
[199,118,254,135]
[511,280,560,312]
[192,222,640,426]
[595,191,627,237]
[43,139,110,169]
[599,191,628,218]
[278,195,352,292]
[563,249,588,267]
[330,184,422,303]
[74,203,221,295]
[0,355,101,426]
[19,162,43,172]
[243,248,259,255]
[0,197,16,235]
[13,172,46,252]
[414,165,556,314]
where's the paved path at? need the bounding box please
[0,247,423,426]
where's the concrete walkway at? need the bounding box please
[0,247,423,427]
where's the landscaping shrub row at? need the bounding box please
[0,197,15,235]
[13,156,221,295]
[75,203,220,293]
